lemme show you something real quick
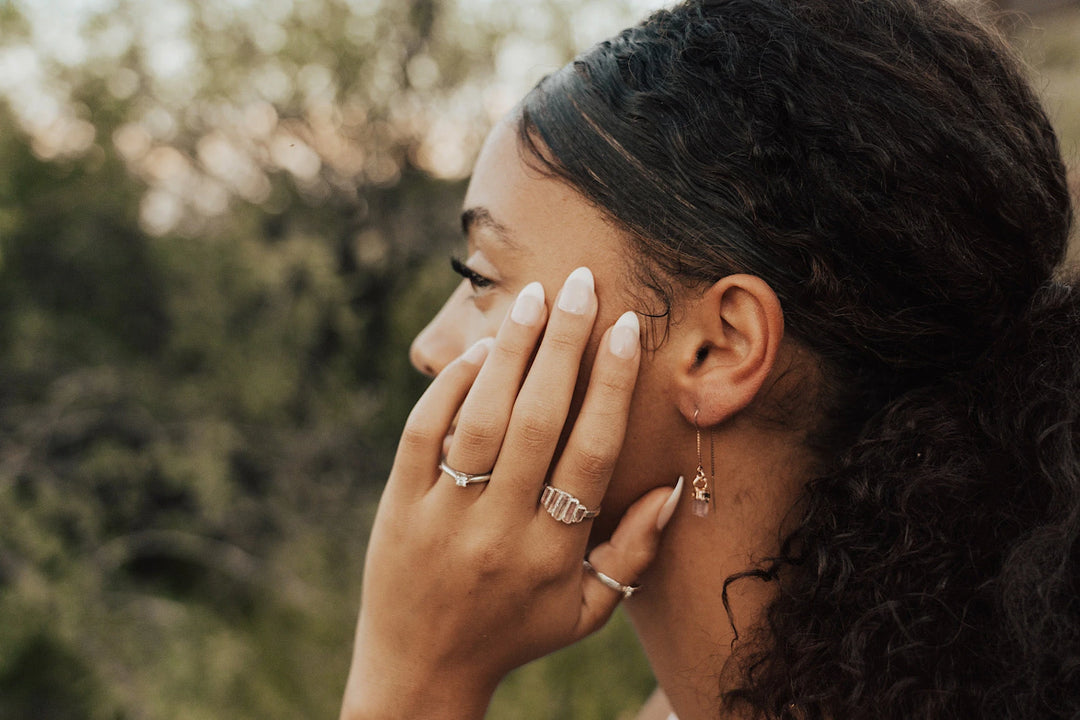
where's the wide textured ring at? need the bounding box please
[540,484,600,524]
[439,460,493,487]
[583,559,640,599]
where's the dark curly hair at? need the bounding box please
[518,0,1080,717]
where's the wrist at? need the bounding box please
[340,662,495,720]
[340,690,492,720]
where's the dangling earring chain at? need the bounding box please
[692,409,712,517]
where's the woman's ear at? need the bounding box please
[674,274,784,426]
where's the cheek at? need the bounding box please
[476,297,512,337]
[590,356,678,541]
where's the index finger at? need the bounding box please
[391,338,494,496]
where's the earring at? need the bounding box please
[692,409,712,517]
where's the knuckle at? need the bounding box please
[541,327,584,356]
[512,409,560,451]
[454,416,502,448]
[610,537,653,574]
[502,326,539,352]
[399,421,436,454]
[527,533,573,583]
[462,532,567,593]
[624,544,655,574]
[595,366,634,395]
[464,534,509,579]
[574,445,617,480]
[493,332,535,362]
[531,550,568,586]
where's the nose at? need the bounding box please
[409,283,472,377]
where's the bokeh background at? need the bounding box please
[0,0,1077,718]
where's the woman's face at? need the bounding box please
[410,115,687,533]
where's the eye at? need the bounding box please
[450,255,495,293]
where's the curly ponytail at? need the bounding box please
[733,279,1080,718]
[517,0,1078,716]
[973,281,1080,714]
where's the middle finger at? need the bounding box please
[487,266,598,506]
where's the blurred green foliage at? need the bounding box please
[0,0,659,717]
[0,0,1076,718]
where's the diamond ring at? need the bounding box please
[583,559,640,599]
[439,460,493,487]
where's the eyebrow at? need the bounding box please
[460,206,517,248]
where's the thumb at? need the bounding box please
[575,475,684,636]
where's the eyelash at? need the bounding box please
[450,256,495,292]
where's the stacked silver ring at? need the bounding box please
[540,484,600,524]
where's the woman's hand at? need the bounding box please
[340,267,680,720]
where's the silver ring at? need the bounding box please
[583,560,639,599]
[540,484,600,524]
[439,460,492,487]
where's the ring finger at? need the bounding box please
[534,310,641,536]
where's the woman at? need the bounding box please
[341,0,1080,717]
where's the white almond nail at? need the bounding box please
[510,282,545,326]
[556,267,594,315]
[656,475,684,530]
[609,311,640,359]
[462,337,494,365]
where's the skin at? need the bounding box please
[341,116,818,720]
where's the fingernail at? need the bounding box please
[557,267,594,315]
[609,311,640,359]
[656,475,684,531]
[461,337,494,365]
[510,282,545,326]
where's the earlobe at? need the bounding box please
[675,274,784,426]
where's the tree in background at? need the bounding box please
[0,0,664,717]
[0,0,1075,718]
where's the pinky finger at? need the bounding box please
[393,338,494,491]
[575,478,682,636]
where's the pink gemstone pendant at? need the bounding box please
[691,466,711,517]
[691,489,711,517]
